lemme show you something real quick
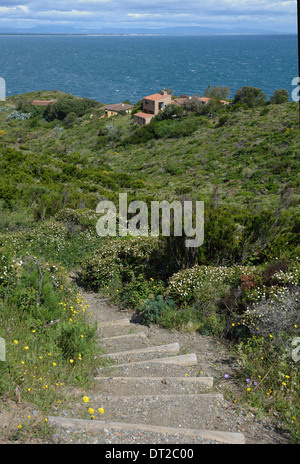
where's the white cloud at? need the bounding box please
[0,0,296,32]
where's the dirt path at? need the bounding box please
[46,290,291,445]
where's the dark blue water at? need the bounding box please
[0,35,298,103]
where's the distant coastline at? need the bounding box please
[0,33,297,37]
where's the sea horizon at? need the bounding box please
[0,34,298,104]
[0,32,297,36]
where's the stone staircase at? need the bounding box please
[48,310,246,444]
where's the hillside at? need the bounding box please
[0,91,299,212]
[0,90,300,442]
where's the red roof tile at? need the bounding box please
[31,100,57,106]
[198,97,210,103]
[101,103,133,111]
[134,112,154,119]
[144,93,170,101]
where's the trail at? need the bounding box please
[48,290,290,444]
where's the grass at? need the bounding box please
[1,93,299,213]
[0,90,299,441]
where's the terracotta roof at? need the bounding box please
[174,95,231,106]
[198,97,210,103]
[31,100,57,106]
[144,93,170,101]
[134,112,154,119]
[101,103,133,112]
[174,97,190,105]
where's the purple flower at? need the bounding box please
[246,378,250,383]
[224,374,229,379]
[254,382,257,386]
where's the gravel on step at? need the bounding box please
[93,377,213,396]
[52,425,224,445]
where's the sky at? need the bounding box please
[0,0,297,33]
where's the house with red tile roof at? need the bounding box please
[134,90,172,126]
[100,102,133,118]
[174,95,230,106]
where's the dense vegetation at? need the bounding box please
[0,87,299,441]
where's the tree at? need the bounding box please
[153,103,184,121]
[203,85,231,100]
[183,95,204,115]
[44,96,97,121]
[233,86,266,108]
[270,89,289,105]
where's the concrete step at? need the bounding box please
[96,324,146,338]
[99,354,199,378]
[66,392,242,434]
[98,333,152,352]
[98,353,198,372]
[97,319,131,329]
[100,332,147,342]
[48,416,245,444]
[98,343,180,363]
[93,376,214,396]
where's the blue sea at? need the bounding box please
[0,34,298,104]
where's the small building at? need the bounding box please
[142,91,172,115]
[174,95,230,106]
[30,100,57,106]
[198,97,211,104]
[173,95,192,105]
[100,103,133,118]
[134,90,172,126]
[133,111,155,126]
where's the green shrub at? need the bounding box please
[139,295,175,325]
[217,114,230,126]
[57,320,97,360]
[233,86,266,108]
[44,96,98,122]
[270,89,289,105]
[153,104,184,121]
[119,274,165,311]
[79,236,161,290]
[167,264,255,306]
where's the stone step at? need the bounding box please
[48,416,245,444]
[99,343,180,363]
[97,319,131,329]
[94,376,214,395]
[98,353,198,372]
[100,332,147,341]
[94,392,223,401]
[100,363,202,379]
[98,333,152,352]
[66,392,242,434]
[96,324,146,338]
